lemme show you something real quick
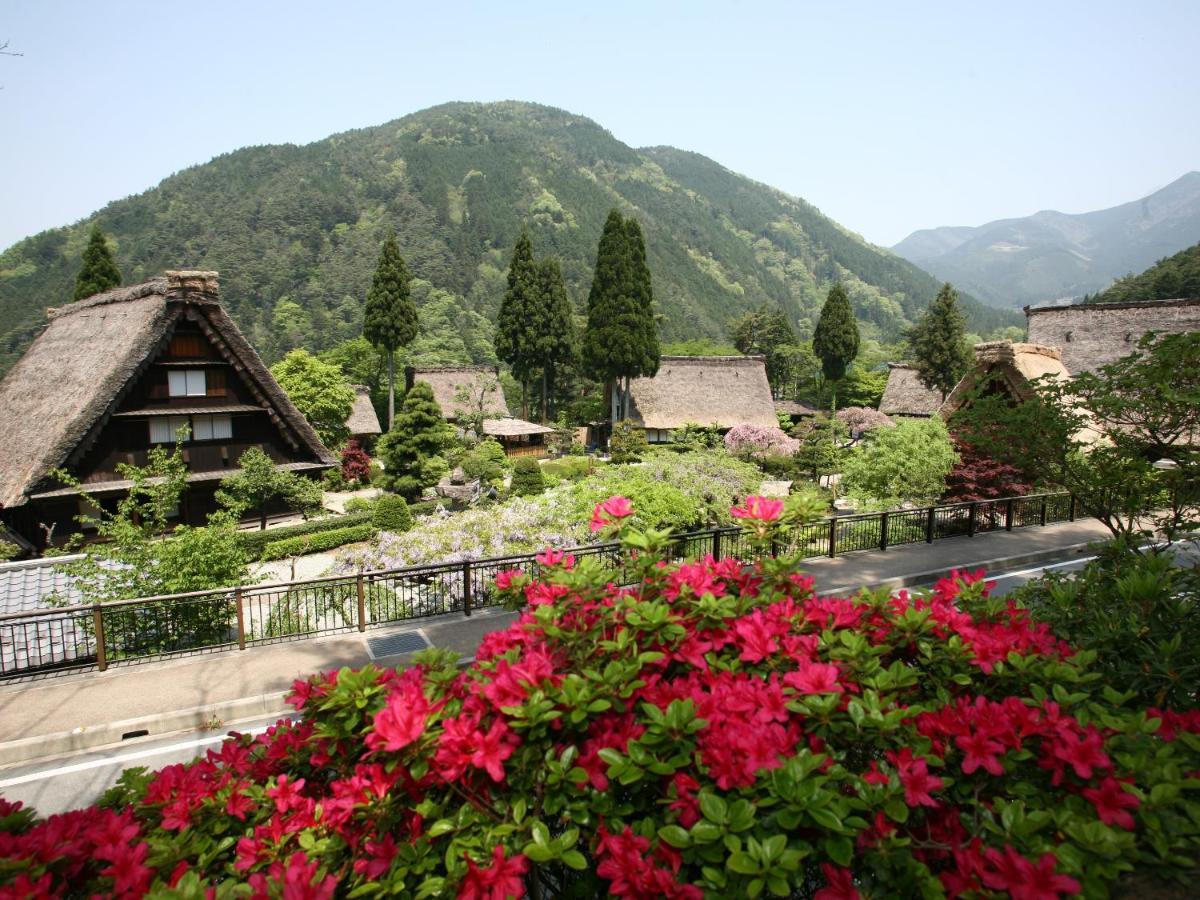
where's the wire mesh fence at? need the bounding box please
[0,492,1075,679]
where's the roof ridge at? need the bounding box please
[47,278,167,320]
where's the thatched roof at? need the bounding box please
[408,366,507,422]
[775,400,817,418]
[482,417,554,437]
[627,356,777,430]
[878,364,943,417]
[0,271,335,509]
[940,341,1072,419]
[346,385,382,437]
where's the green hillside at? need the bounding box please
[0,101,1018,374]
[1084,241,1200,303]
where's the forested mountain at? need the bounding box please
[893,172,1200,309]
[0,102,1017,375]
[1084,241,1200,303]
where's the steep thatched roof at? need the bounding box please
[345,385,382,437]
[940,342,1072,419]
[482,417,554,437]
[878,364,943,417]
[0,271,335,509]
[408,366,507,422]
[627,356,777,430]
[775,400,817,418]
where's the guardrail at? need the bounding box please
[0,492,1076,679]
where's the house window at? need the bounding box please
[169,333,207,358]
[168,369,207,397]
[150,416,191,444]
[192,414,232,441]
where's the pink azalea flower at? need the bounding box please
[730,496,784,521]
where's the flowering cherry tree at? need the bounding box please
[1,499,1199,897]
[723,424,800,458]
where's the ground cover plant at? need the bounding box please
[4,498,1199,897]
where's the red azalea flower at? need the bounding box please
[591,495,635,531]
[887,748,944,807]
[956,730,1005,776]
[982,846,1080,900]
[459,845,529,900]
[1082,777,1140,829]
[494,568,525,592]
[730,496,784,521]
[367,682,430,752]
[814,863,860,900]
[470,719,519,782]
[535,547,575,568]
[784,662,843,695]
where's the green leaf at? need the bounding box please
[824,835,854,867]
[561,850,587,870]
[658,825,691,848]
[727,852,761,876]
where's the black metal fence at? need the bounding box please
[0,492,1076,679]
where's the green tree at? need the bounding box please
[608,419,649,464]
[533,257,578,421]
[907,283,971,401]
[841,417,959,508]
[582,210,660,421]
[376,381,453,499]
[363,232,419,429]
[510,457,546,497]
[495,229,540,418]
[812,282,860,406]
[216,447,325,530]
[730,305,798,398]
[957,332,1200,544]
[73,223,122,301]
[270,349,356,447]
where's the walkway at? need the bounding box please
[0,518,1111,764]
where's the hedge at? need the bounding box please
[258,524,376,561]
[237,512,371,559]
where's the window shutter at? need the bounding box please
[207,368,227,397]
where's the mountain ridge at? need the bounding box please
[892,172,1200,309]
[0,100,1018,374]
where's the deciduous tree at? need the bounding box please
[730,305,798,398]
[363,232,418,428]
[270,349,356,447]
[216,446,324,530]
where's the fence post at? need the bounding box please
[879,511,889,551]
[1068,495,1076,522]
[462,561,473,617]
[1040,496,1048,527]
[712,530,722,561]
[356,573,367,633]
[1005,498,1014,531]
[92,605,107,672]
[235,588,246,650]
[968,502,977,538]
[926,506,936,543]
[828,518,838,558]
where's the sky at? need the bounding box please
[2,0,1198,252]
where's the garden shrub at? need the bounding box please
[510,458,546,497]
[340,439,372,486]
[341,496,376,515]
[540,456,595,482]
[841,417,958,508]
[609,419,648,463]
[259,524,375,561]
[372,495,413,534]
[460,439,509,485]
[5,500,1199,897]
[236,513,371,560]
[723,423,800,459]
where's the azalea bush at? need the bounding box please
[4,500,1200,897]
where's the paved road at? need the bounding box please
[0,712,291,816]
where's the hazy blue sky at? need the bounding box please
[2,0,1197,251]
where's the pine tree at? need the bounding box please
[533,257,578,422]
[376,381,450,499]
[363,232,418,429]
[582,210,659,421]
[812,282,860,397]
[73,224,122,301]
[908,282,971,401]
[495,229,539,418]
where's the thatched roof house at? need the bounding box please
[626,356,777,440]
[1026,297,1200,375]
[345,385,382,444]
[0,272,334,547]
[406,366,507,422]
[878,363,944,417]
[774,400,818,423]
[940,342,1071,419]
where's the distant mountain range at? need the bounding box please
[0,101,1018,375]
[892,172,1200,309]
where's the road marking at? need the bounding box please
[0,723,275,789]
[988,556,1097,581]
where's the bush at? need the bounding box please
[841,417,958,507]
[460,439,509,485]
[237,512,371,560]
[342,496,376,515]
[259,524,376,561]
[340,439,372,485]
[1014,544,1200,709]
[510,458,545,497]
[8,505,1199,897]
[608,419,648,463]
[372,495,413,534]
[541,456,595,482]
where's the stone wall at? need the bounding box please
[1025,298,1200,374]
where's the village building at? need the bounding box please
[1025,297,1200,374]
[774,400,818,428]
[345,384,383,450]
[0,272,336,549]
[625,356,777,443]
[878,363,944,418]
[406,365,553,457]
[939,342,1071,419]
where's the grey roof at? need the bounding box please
[409,366,507,422]
[345,385,382,437]
[0,555,85,616]
[878,364,943,417]
[482,417,554,437]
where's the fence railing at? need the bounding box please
[0,492,1077,679]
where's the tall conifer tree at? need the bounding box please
[908,282,971,400]
[533,257,577,422]
[496,229,539,418]
[583,210,659,421]
[812,282,860,413]
[73,224,122,301]
[363,232,418,429]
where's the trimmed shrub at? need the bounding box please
[372,494,413,534]
[510,457,545,497]
[460,439,509,485]
[608,419,648,463]
[259,524,375,561]
[237,512,371,560]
